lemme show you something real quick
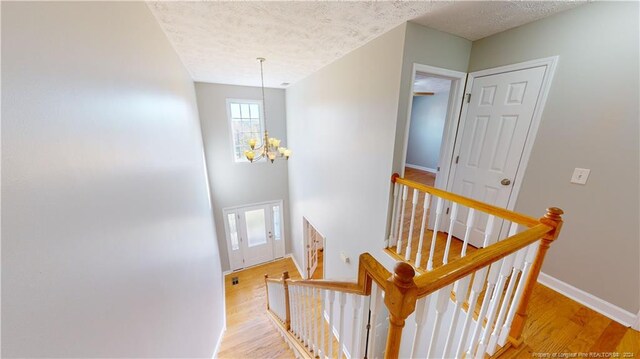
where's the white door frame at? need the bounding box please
[401,63,468,191]
[302,216,325,279]
[446,56,559,217]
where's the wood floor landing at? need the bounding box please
[218,258,300,359]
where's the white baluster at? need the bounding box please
[295,286,302,341]
[475,253,516,358]
[367,284,383,359]
[387,183,400,248]
[320,289,325,359]
[415,193,431,267]
[455,267,489,358]
[409,296,432,358]
[466,260,502,357]
[405,189,420,261]
[442,275,472,357]
[393,185,405,249]
[306,287,312,348]
[498,240,539,346]
[442,202,459,264]
[312,287,318,355]
[290,286,297,337]
[483,215,496,247]
[426,284,454,358]
[337,292,346,359]
[488,224,521,354]
[426,197,444,270]
[461,208,476,256]
[396,186,409,255]
[327,290,335,358]
[350,295,363,359]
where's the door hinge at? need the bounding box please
[455,155,459,164]
[466,93,471,103]
[437,166,440,172]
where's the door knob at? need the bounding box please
[501,178,511,186]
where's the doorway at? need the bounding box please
[303,218,325,279]
[223,200,285,271]
[402,64,467,191]
[447,57,558,247]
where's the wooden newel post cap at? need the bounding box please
[545,207,564,220]
[393,262,416,285]
[281,271,290,280]
[264,274,268,279]
[391,173,400,183]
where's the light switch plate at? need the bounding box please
[571,168,590,185]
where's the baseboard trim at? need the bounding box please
[286,253,305,278]
[405,163,438,174]
[538,272,638,329]
[212,325,226,359]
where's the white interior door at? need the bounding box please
[224,200,286,270]
[449,66,546,247]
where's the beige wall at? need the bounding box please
[1,2,224,357]
[195,82,290,271]
[469,1,639,313]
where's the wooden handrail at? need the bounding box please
[393,175,540,227]
[263,172,565,358]
[286,252,392,295]
[413,224,552,297]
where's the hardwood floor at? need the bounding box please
[220,257,638,358]
[404,166,436,187]
[499,283,639,358]
[218,258,300,359]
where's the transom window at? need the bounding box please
[226,99,264,162]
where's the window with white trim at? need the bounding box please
[226,99,264,162]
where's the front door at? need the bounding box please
[449,66,546,247]
[224,201,285,270]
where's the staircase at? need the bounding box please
[264,174,564,358]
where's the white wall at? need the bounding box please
[286,24,407,280]
[1,2,224,357]
[469,1,639,314]
[195,82,290,271]
[405,92,450,170]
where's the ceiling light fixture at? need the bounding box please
[244,58,291,163]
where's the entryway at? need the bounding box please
[223,200,286,271]
[303,218,325,279]
[400,57,557,248]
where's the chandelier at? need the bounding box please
[244,58,291,163]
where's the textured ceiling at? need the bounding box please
[147,1,585,88]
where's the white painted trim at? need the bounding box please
[285,253,305,278]
[212,325,226,359]
[538,272,638,328]
[400,63,468,195]
[405,163,438,174]
[633,311,640,331]
[225,98,266,164]
[446,56,559,239]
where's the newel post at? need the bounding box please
[384,262,417,358]
[264,274,270,311]
[509,207,564,346]
[281,271,291,330]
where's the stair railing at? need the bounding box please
[264,174,563,358]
